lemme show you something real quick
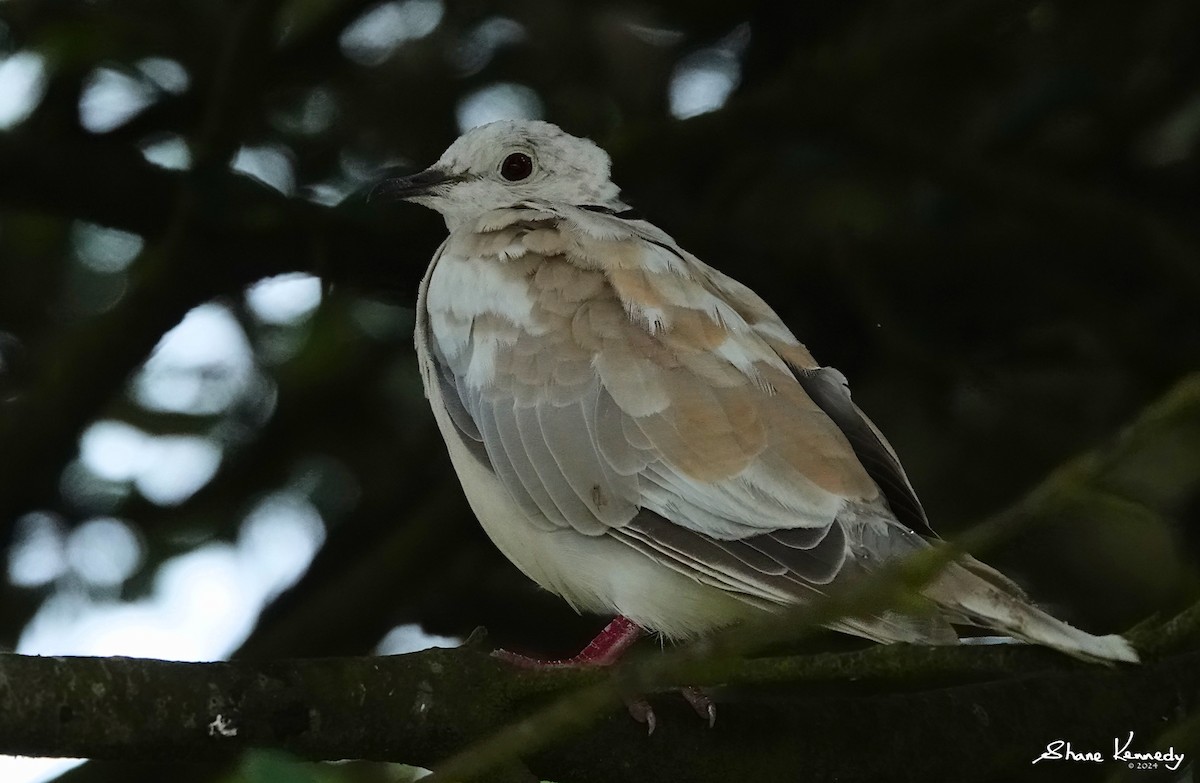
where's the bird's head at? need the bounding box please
[370,120,624,231]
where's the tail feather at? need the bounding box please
[834,609,960,647]
[955,554,1030,601]
[925,560,1139,664]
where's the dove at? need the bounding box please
[370,119,1137,703]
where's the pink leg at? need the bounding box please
[493,615,714,733]
[494,615,644,668]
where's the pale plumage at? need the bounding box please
[374,119,1137,664]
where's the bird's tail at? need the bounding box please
[924,555,1139,664]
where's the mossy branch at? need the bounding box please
[0,603,1197,783]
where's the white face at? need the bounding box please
[389,120,624,231]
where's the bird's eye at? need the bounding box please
[500,152,534,181]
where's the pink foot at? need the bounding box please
[492,615,716,731]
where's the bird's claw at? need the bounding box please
[682,686,716,728]
[624,688,714,734]
[462,625,490,649]
[625,697,657,735]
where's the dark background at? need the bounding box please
[0,0,1198,781]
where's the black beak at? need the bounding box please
[367,166,458,203]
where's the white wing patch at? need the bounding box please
[427,253,539,333]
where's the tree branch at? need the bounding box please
[0,608,1197,783]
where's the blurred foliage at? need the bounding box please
[220,752,430,783]
[0,0,1198,780]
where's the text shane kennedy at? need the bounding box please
[1032,732,1185,771]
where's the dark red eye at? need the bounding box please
[500,152,533,181]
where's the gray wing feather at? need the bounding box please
[795,367,936,538]
[612,528,777,607]
[709,538,790,576]
[472,397,561,530]
[615,515,792,603]
[533,395,638,529]
[743,522,847,586]
[509,401,605,532]
[433,341,483,443]
[615,511,849,599]
[593,388,650,475]
[771,524,835,550]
